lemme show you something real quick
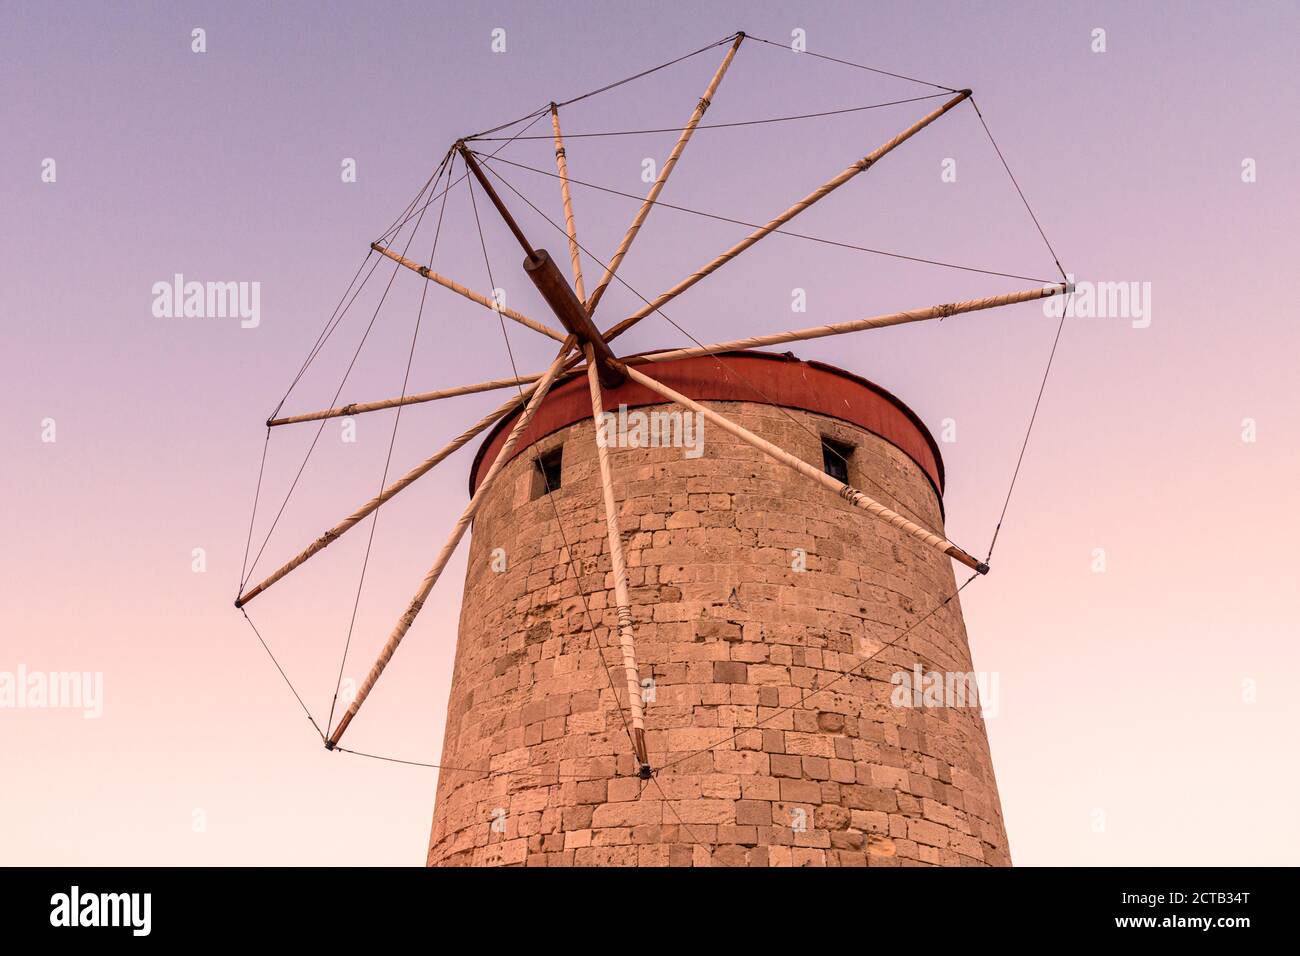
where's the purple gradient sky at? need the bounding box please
[3,0,1298,865]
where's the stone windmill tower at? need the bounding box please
[234,31,1069,867]
[427,351,1011,867]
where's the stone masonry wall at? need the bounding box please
[426,397,1010,866]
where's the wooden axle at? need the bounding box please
[524,249,625,389]
[459,142,625,388]
[459,145,538,258]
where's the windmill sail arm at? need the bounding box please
[550,105,587,302]
[583,344,650,773]
[628,282,1073,365]
[371,241,567,343]
[599,89,973,345]
[237,386,537,607]
[617,362,989,575]
[326,339,576,747]
[267,371,547,427]
[584,32,745,318]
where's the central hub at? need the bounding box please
[523,249,625,389]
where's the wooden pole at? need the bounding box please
[600,89,973,345]
[549,104,586,302]
[631,282,1072,366]
[460,143,625,388]
[371,241,566,343]
[267,371,546,427]
[327,339,576,747]
[275,278,1066,430]
[459,145,539,257]
[523,249,625,389]
[618,363,989,575]
[238,385,539,607]
[583,344,650,772]
[583,33,745,318]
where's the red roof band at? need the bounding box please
[469,350,946,505]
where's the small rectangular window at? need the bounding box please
[532,447,563,498]
[821,437,853,484]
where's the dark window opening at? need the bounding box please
[532,446,563,498]
[821,437,854,484]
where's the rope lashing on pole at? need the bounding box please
[549,104,587,302]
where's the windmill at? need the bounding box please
[235,31,1070,865]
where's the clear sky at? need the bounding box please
[3,0,1297,865]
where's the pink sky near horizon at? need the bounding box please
[3,0,1298,866]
